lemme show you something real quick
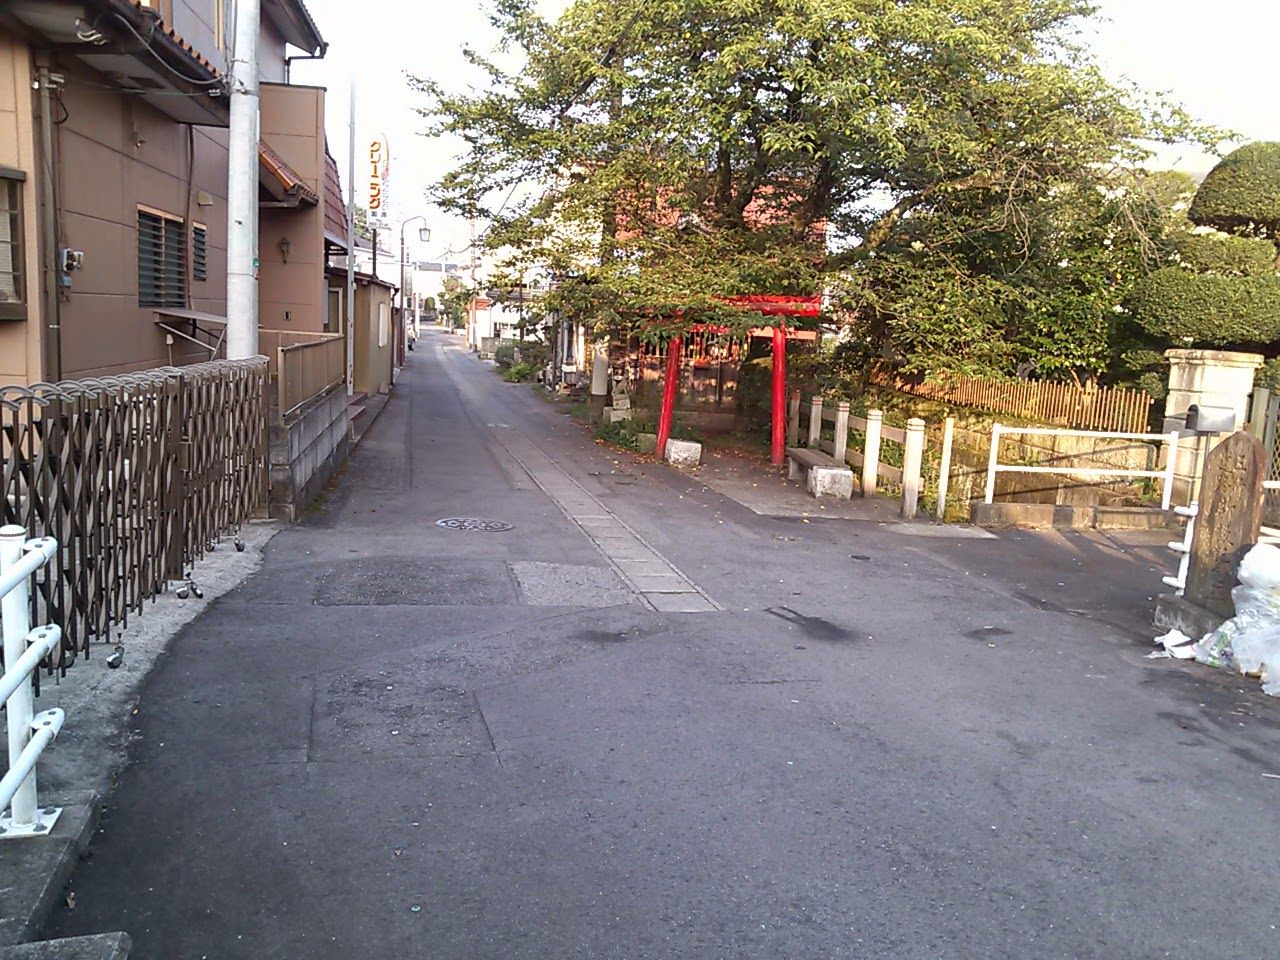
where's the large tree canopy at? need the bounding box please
[421,0,1214,367]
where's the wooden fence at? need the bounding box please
[887,375,1153,433]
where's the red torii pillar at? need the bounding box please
[771,326,787,465]
[655,334,682,458]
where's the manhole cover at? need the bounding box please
[435,518,514,533]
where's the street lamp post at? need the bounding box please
[399,216,430,351]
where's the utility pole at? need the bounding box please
[345,79,356,395]
[468,216,477,351]
[226,0,260,359]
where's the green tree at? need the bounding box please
[419,0,1214,364]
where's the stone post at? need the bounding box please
[862,410,883,497]
[1164,349,1264,505]
[1184,431,1266,620]
[787,390,801,448]
[807,396,823,447]
[901,418,926,519]
[833,401,850,464]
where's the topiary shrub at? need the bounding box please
[1189,141,1280,237]
[1173,232,1277,276]
[1129,267,1280,345]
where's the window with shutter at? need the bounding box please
[192,224,207,281]
[138,208,187,307]
[0,172,26,320]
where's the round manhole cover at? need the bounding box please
[435,518,514,533]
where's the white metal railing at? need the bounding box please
[0,526,63,839]
[984,424,1181,511]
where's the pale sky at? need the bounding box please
[293,0,1280,260]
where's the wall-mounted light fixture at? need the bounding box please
[278,236,291,263]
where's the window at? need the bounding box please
[137,208,187,308]
[0,170,26,321]
[377,301,389,348]
[192,224,207,281]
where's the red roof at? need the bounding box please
[323,147,347,248]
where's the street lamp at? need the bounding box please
[399,216,430,349]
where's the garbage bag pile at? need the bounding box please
[1154,542,1280,696]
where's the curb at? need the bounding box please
[0,932,130,959]
[0,793,101,947]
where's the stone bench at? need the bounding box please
[786,446,854,499]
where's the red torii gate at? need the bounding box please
[654,295,821,466]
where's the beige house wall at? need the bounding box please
[0,32,42,384]
[258,83,327,334]
[54,59,228,379]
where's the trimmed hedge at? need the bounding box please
[1189,141,1280,235]
[1173,231,1276,276]
[1131,267,1280,344]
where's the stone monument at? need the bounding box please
[1185,431,1266,620]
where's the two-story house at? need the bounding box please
[0,0,341,383]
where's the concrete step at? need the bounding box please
[0,932,130,959]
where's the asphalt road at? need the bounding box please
[48,330,1280,959]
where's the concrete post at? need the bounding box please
[1164,349,1264,505]
[589,336,610,423]
[901,418,925,519]
[936,416,954,520]
[787,390,801,448]
[833,401,850,463]
[807,396,823,447]
[862,410,883,497]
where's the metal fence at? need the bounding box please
[0,357,267,670]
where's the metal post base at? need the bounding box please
[0,805,62,840]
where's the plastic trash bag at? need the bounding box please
[1187,543,1280,695]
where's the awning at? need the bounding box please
[259,141,320,207]
[3,0,230,126]
[153,308,227,357]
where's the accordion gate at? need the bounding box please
[0,358,267,671]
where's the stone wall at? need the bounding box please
[268,385,350,522]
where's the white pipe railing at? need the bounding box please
[984,424,1181,511]
[0,525,63,840]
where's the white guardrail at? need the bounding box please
[984,424,1181,511]
[0,525,63,839]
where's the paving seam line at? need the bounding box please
[490,426,724,612]
[435,343,720,612]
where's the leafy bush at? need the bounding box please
[516,340,550,370]
[503,361,537,382]
[1256,358,1280,393]
[595,420,642,450]
[493,342,517,369]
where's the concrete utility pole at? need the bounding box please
[226,0,261,359]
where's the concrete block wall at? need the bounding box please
[268,386,350,521]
